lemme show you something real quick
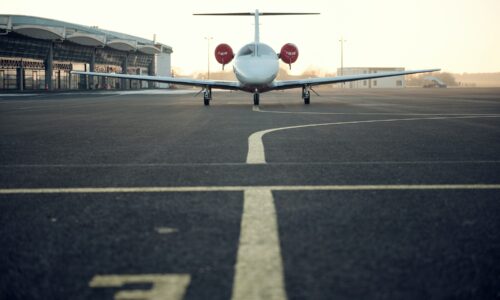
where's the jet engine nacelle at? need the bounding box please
[215,43,234,70]
[279,43,299,69]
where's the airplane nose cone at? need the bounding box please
[234,56,278,85]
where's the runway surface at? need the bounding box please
[1,88,499,299]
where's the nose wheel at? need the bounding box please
[253,93,260,106]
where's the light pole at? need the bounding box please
[204,37,213,79]
[339,37,346,76]
[339,37,347,87]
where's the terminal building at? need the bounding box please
[0,15,172,91]
[338,67,405,88]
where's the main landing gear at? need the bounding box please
[302,86,311,105]
[203,88,212,106]
[253,93,260,106]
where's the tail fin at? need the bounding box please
[194,10,319,44]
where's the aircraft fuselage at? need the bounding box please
[233,42,279,92]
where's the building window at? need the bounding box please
[1,69,18,90]
[363,80,367,86]
[24,70,34,90]
[396,80,402,86]
[373,80,377,86]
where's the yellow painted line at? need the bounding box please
[2,160,500,168]
[247,129,267,164]
[275,184,500,191]
[1,184,500,194]
[246,115,500,164]
[231,189,287,300]
[255,108,500,116]
[0,186,243,194]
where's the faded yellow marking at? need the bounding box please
[155,227,178,234]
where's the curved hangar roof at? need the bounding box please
[0,15,172,54]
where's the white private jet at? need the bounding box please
[72,10,439,106]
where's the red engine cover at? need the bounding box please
[280,43,299,64]
[214,43,234,65]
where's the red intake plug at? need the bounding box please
[279,43,299,69]
[214,43,234,70]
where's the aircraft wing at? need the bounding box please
[71,71,242,90]
[271,68,440,90]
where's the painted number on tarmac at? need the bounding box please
[89,274,190,300]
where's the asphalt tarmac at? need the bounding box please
[1,88,499,300]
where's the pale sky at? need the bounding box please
[3,0,500,74]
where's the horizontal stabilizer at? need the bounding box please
[193,12,320,16]
[194,10,319,43]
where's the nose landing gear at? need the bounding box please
[253,93,260,106]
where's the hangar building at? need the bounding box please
[0,15,172,91]
[338,67,405,89]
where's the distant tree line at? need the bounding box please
[192,67,336,81]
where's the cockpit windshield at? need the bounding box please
[236,43,276,57]
[237,44,255,57]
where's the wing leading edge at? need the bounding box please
[271,68,441,90]
[70,71,241,91]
